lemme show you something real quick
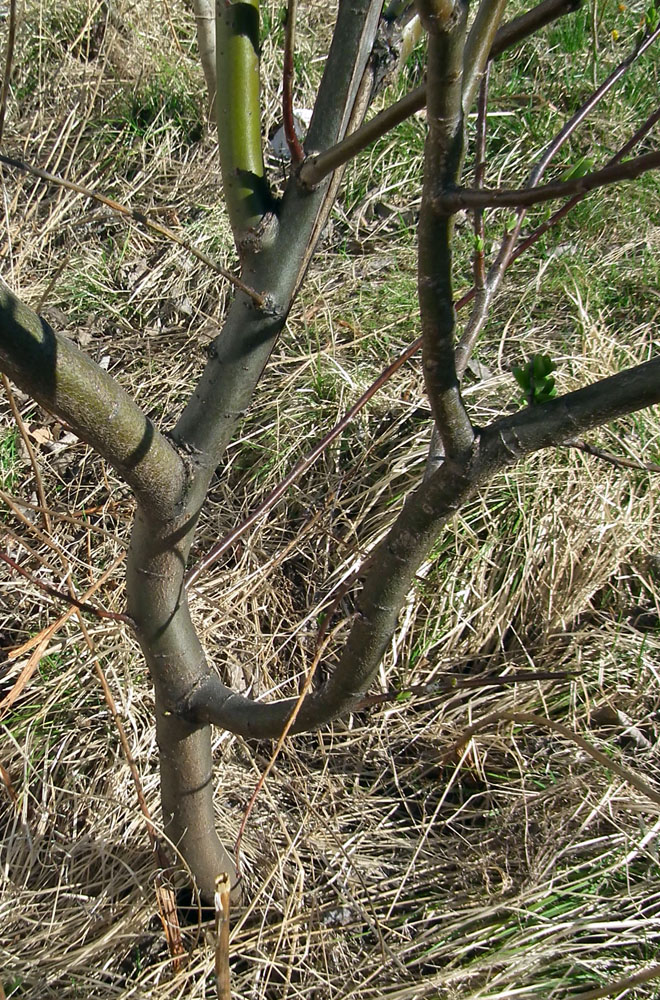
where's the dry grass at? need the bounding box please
[2,0,660,997]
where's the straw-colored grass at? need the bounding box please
[1,0,660,997]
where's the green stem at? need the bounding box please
[215,0,272,245]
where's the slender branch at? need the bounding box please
[461,0,507,113]
[298,0,584,188]
[298,84,426,189]
[417,0,474,458]
[0,0,17,145]
[0,153,265,306]
[511,105,660,266]
[233,623,339,873]
[192,0,217,120]
[467,66,489,357]
[0,549,131,624]
[567,438,660,474]
[531,20,660,184]
[491,0,582,59]
[214,874,231,1000]
[282,0,304,165]
[0,285,186,516]
[180,356,660,738]
[436,148,660,211]
[354,669,574,709]
[185,335,423,588]
[397,12,424,67]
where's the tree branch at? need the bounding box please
[180,356,660,738]
[483,357,660,463]
[192,0,217,120]
[283,0,304,165]
[417,0,474,459]
[490,0,582,60]
[215,0,273,245]
[435,149,660,211]
[0,285,186,517]
[298,0,584,189]
[461,0,507,113]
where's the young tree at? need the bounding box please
[1,0,659,913]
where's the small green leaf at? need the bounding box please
[513,354,559,406]
[560,156,595,182]
[396,689,413,702]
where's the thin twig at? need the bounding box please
[0,153,266,307]
[185,330,427,587]
[472,65,489,294]
[0,552,125,711]
[0,549,132,624]
[568,438,660,473]
[1,374,51,532]
[354,669,574,709]
[0,488,128,542]
[511,105,660,265]
[282,0,304,165]
[436,148,660,212]
[0,0,17,145]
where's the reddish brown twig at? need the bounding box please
[234,622,344,876]
[282,0,304,165]
[568,438,660,473]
